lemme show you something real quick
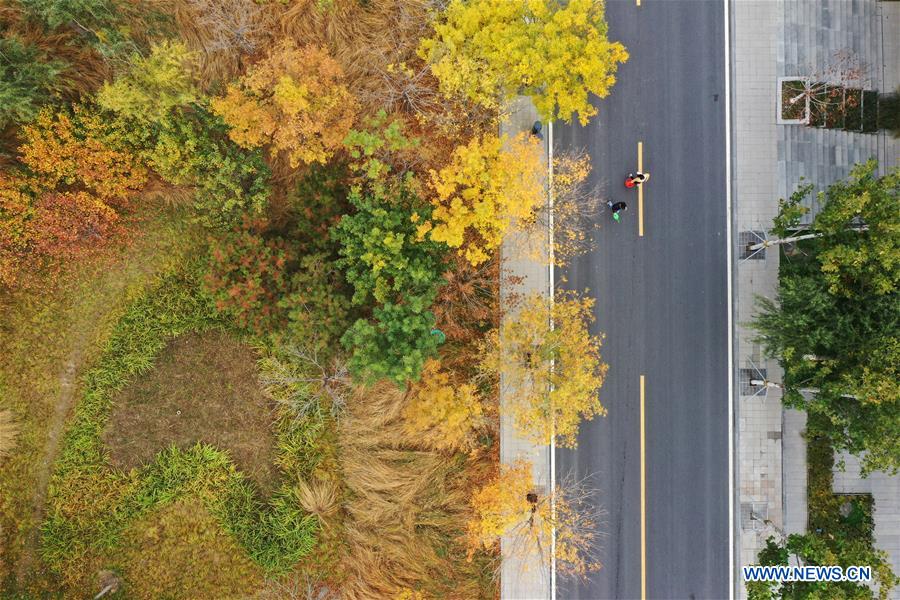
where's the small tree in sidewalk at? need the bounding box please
[465,459,601,578]
[782,50,867,127]
[479,291,607,448]
[746,161,898,298]
[518,149,603,268]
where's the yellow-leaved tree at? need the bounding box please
[479,291,607,447]
[211,41,357,168]
[97,40,198,124]
[402,359,485,452]
[521,150,603,267]
[419,0,628,124]
[466,460,600,577]
[419,132,542,266]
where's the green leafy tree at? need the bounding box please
[333,181,445,307]
[279,253,352,354]
[756,275,899,474]
[765,161,899,297]
[341,302,440,386]
[0,36,66,128]
[97,40,198,124]
[343,110,420,180]
[19,0,117,29]
[755,162,900,475]
[96,106,270,227]
[419,0,628,124]
[748,534,897,599]
[332,178,447,385]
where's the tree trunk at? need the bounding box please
[749,379,858,400]
[747,225,868,252]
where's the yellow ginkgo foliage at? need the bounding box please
[419,0,628,124]
[402,359,485,452]
[420,133,543,266]
[210,41,357,168]
[479,291,607,448]
[466,460,600,577]
[466,460,534,556]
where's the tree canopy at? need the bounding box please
[97,40,198,124]
[420,132,543,266]
[419,0,628,124]
[755,162,900,474]
[480,291,607,447]
[748,534,897,600]
[211,41,357,168]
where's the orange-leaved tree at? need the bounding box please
[402,358,486,452]
[0,174,35,286]
[466,459,600,577]
[479,291,607,447]
[19,108,147,203]
[418,132,543,266]
[28,191,120,261]
[1,108,146,287]
[211,40,357,168]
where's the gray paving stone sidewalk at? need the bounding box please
[499,96,551,600]
[734,2,784,589]
[833,453,900,588]
[734,1,900,598]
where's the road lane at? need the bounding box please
[555,1,729,598]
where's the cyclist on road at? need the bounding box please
[608,200,628,221]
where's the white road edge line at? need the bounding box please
[724,0,735,596]
[549,119,557,600]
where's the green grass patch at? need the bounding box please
[115,499,265,599]
[39,265,320,588]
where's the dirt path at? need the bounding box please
[14,292,119,588]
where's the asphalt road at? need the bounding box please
[554,1,730,599]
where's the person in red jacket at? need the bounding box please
[625,172,650,188]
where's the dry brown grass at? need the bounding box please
[434,253,500,347]
[335,380,495,599]
[149,0,279,89]
[278,0,496,174]
[135,176,196,211]
[102,331,279,492]
[0,408,20,458]
[296,477,339,521]
[0,5,111,98]
[280,0,431,107]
